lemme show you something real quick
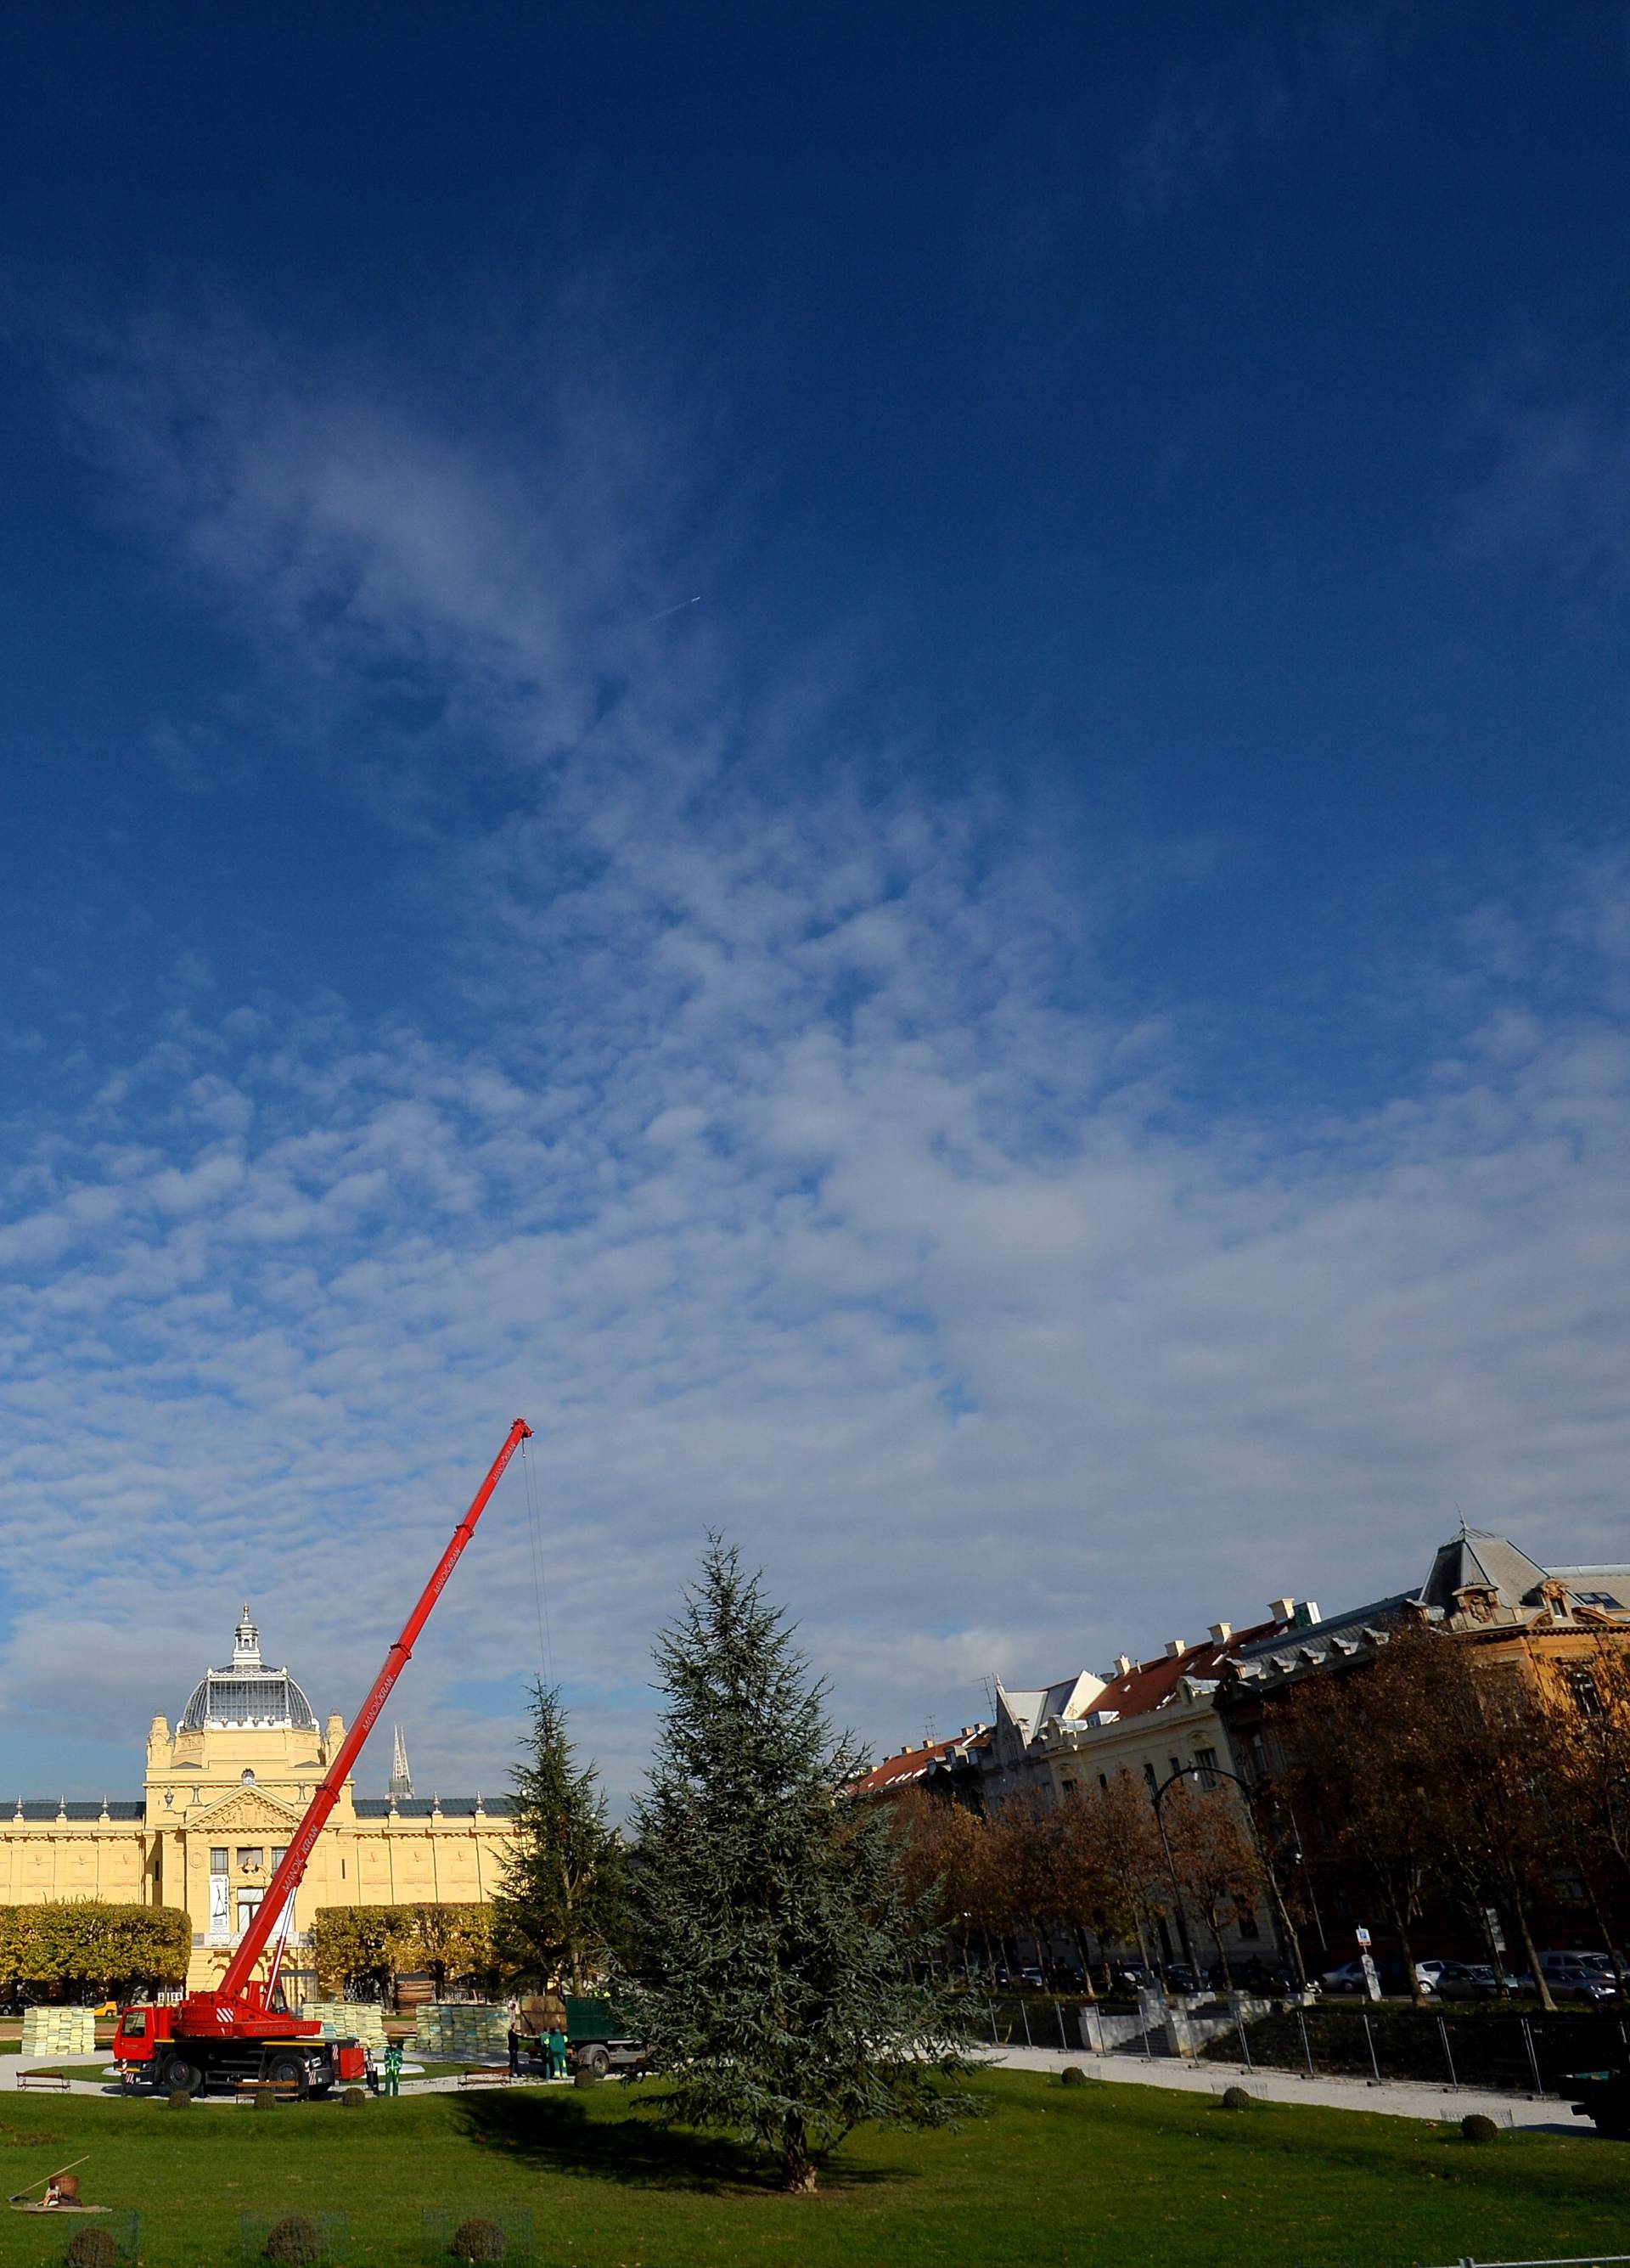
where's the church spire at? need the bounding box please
[390,1723,413,1801]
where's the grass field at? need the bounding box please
[3,2071,1628,2268]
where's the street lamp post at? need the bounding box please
[1150,1762,1307,1992]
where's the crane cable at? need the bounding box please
[519,1432,554,1686]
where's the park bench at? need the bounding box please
[233,2079,305,2106]
[456,2068,511,2088]
[18,2072,70,2091]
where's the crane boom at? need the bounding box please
[216,1416,533,2006]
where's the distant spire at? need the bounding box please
[390,1724,413,1801]
[233,1606,262,1670]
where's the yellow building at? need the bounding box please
[0,1609,518,1994]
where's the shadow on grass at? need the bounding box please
[452,2087,902,2197]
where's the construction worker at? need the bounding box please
[382,2040,402,2098]
[547,2025,567,2082]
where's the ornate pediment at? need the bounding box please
[186,1787,307,1833]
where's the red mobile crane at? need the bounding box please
[113,1419,533,2096]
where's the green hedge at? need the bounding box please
[308,1903,497,1996]
[0,1902,190,1999]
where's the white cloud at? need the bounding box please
[3,292,1629,1814]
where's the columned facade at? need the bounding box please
[1,1608,516,1993]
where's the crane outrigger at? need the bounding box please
[113,1419,532,2096]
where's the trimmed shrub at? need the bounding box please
[1461,2113,1500,2145]
[166,2087,193,2108]
[449,2218,507,2262]
[1220,2085,1252,2110]
[65,2231,120,2268]
[1060,2066,1088,2087]
[572,2067,600,2087]
[264,2215,322,2265]
[254,2087,278,2110]
[341,2086,368,2108]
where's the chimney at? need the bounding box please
[1268,1598,1296,1623]
[1164,1638,1185,1659]
[1209,1620,1233,1645]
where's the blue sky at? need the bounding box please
[2,2,1628,1806]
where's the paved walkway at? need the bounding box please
[987,2043,1586,2132]
[0,2053,562,2102]
[2,2046,1592,2136]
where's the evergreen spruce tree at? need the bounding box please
[491,1681,624,1993]
[616,1539,973,2193]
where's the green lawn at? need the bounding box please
[3,2070,1627,2268]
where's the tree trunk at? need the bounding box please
[1262,1856,1307,1989]
[1581,1877,1627,1992]
[780,2114,818,2195]
[1206,1911,1233,1989]
[1391,1901,1426,2006]
[1509,1894,1555,2013]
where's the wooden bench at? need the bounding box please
[456,2068,512,2088]
[17,2072,71,2091]
[233,2079,305,2106]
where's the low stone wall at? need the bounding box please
[1077,1992,1277,2059]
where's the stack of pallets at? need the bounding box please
[413,2003,509,2062]
[21,2006,96,2056]
[300,2001,388,2051]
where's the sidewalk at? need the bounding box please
[0,2053,547,2102]
[2,2046,1590,2136]
[988,2043,1583,2132]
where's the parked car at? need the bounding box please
[1546,1960,1619,2006]
[1320,1957,1414,1997]
[1233,1957,1307,1995]
[1431,1961,1501,2002]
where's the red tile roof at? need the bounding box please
[1090,1618,1284,1721]
[846,1731,986,1800]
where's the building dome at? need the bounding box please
[179,1607,317,1733]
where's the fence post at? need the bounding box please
[1438,2014,1458,2090]
[1520,2016,1544,2095]
[1362,2012,1380,2085]
[1296,2004,1314,2079]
